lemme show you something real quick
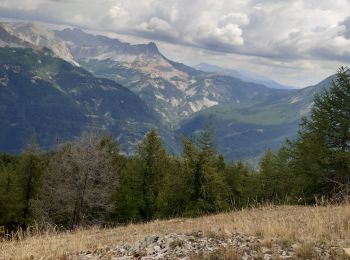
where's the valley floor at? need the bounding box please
[1,204,350,259]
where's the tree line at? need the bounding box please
[0,67,350,231]
[257,66,350,204]
[0,128,256,230]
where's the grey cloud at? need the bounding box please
[309,47,350,63]
[341,16,350,39]
[49,0,71,2]
[1,0,350,81]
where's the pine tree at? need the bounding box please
[299,67,350,198]
[16,141,45,226]
[113,157,144,222]
[136,129,169,220]
[156,157,190,218]
[0,154,22,228]
[274,66,350,202]
[259,149,278,201]
[181,128,230,216]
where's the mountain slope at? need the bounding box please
[0,22,335,161]
[0,47,176,153]
[54,26,333,160]
[0,22,77,65]
[55,28,296,125]
[179,76,334,161]
[195,63,294,90]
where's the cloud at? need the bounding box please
[2,0,350,85]
[340,16,350,39]
[108,5,129,19]
[195,23,244,49]
[0,0,44,10]
[218,13,249,27]
[138,17,172,33]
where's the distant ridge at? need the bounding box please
[195,62,294,90]
[0,22,335,160]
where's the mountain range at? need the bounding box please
[194,63,294,90]
[0,22,334,161]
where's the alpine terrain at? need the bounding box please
[0,22,333,160]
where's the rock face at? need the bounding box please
[0,22,335,161]
[0,22,77,65]
[0,47,176,154]
[69,231,346,259]
[56,28,294,126]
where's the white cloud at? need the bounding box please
[196,23,244,46]
[0,0,43,10]
[139,17,172,33]
[218,13,249,27]
[108,5,129,20]
[2,0,350,85]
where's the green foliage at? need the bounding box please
[0,128,260,230]
[288,66,350,201]
[114,128,244,222]
[255,66,350,203]
[16,141,46,225]
[3,66,349,231]
[177,128,230,216]
[136,129,170,220]
[156,158,191,217]
[0,142,45,229]
[113,158,144,223]
[0,154,21,228]
[113,129,172,222]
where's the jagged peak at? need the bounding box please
[1,22,51,35]
[144,41,160,55]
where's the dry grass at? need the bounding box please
[189,247,242,260]
[1,204,350,259]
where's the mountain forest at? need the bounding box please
[1,66,350,231]
[0,22,350,234]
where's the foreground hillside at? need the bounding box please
[1,205,350,259]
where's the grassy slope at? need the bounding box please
[1,204,350,259]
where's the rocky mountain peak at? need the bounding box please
[145,42,160,56]
[0,22,77,66]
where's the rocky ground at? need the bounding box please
[69,231,349,259]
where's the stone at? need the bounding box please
[262,247,272,254]
[144,235,159,247]
[343,247,350,256]
[64,231,344,259]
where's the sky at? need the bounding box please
[1,0,350,87]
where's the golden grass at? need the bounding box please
[1,204,350,259]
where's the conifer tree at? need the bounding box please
[0,154,22,228]
[270,66,350,202]
[136,129,169,220]
[16,141,45,226]
[297,67,350,198]
[181,128,229,215]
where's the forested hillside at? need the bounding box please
[1,67,349,231]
